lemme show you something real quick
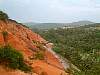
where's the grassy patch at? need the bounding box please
[0,45,32,73]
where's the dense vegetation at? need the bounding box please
[33,25,100,75]
[0,45,32,73]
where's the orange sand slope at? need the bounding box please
[0,66,37,75]
[32,60,68,75]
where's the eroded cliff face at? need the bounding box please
[0,20,68,75]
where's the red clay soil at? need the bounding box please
[0,66,38,75]
[45,50,64,70]
[0,20,68,75]
[32,60,68,75]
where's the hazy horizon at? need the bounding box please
[24,20,96,24]
[0,0,100,23]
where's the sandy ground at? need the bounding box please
[32,60,68,75]
[0,66,38,75]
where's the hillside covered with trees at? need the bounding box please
[33,24,100,75]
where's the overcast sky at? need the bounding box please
[0,0,100,23]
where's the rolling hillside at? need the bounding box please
[34,23,100,75]
[24,21,94,29]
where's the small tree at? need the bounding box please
[0,11,9,21]
[2,31,8,43]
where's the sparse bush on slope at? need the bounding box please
[33,51,44,60]
[0,45,32,73]
[2,31,8,43]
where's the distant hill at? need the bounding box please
[81,23,100,28]
[24,21,94,29]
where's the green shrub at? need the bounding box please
[2,31,8,37]
[2,31,8,42]
[34,51,44,60]
[0,45,32,72]
[0,11,9,21]
[32,40,46,51]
